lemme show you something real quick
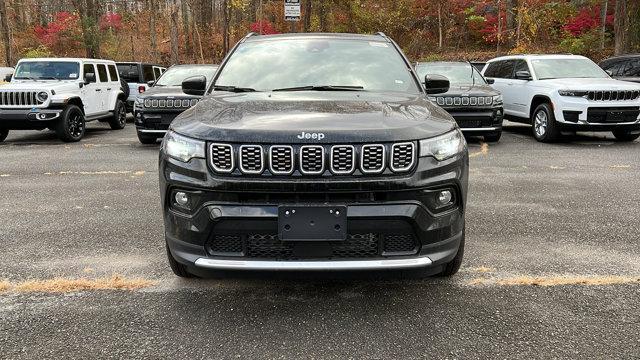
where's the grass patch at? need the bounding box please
[469,143,489,158]
[3,274,155,293]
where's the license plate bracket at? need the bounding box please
[278,205,347,241]
[606,111,624,122]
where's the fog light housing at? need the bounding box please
[437,190,453,205]
[175,191,189,207]
[37,113,47,120]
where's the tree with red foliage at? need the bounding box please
[250,20,279,35]
[564,5,613,36]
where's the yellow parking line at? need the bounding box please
[0,274,155,294]
[469,142,489,158]
[467,275,640,287]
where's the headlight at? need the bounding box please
[162,131,205,162]
[492,95,503,105]
[558,90,588,97]
[419,129,466,161]
[37,91,48,102]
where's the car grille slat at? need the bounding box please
[269,146,294,175]
[239,145,264,174]
[435,95,493,107]
[330,145,355,174]
[0,91,42,106]
[209,143,234,173]
[361,144,385,174]
[209,142,415,176]
[143,98,197,108]
[300,145,325,175]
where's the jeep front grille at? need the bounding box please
[209,143,234,173]
[390,142,415,172]
[239,145,264,174]
[0,91,44,107]
[587,90,640,101]
[209,142,417,176]
[144,98,198,108]
[269,146,294,175]
[360,144,385,174]
[435,96,493,107]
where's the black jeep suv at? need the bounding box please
[160,33,469,278]
[416,61,503,142]
[134,64,218,144]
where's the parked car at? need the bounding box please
[416,61,503,142]
[0,67,13,83]
[134,64,218,144]
[0,57,127,142]
[160,32,468,278]
[470,61,486,72]
[599,54,640,83]
[482,54,640,142]
[116,62,166,112]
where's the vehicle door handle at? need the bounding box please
[106,88,111,90]
[95,89,102,91]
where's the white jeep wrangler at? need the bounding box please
[0,58,127,142]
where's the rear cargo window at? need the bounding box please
[117,64,140,82]
[142,65,155,82]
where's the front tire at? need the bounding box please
[55,105,85,142]
[166,244,193,278]
[484,131,502,142]
[137,129,159,144]
[612,130,640,142]
[0,129,8,142]
[531,103,560,143]
[108,100,127,130]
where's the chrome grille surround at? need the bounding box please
[390,142,416,172]
[239,145,265,174]
[330,145,355,174]
[436,96,493,107]
[143,98,197,108]
[269,145,295,175]
[209,143,234,173]
[360,144,386,174]
[299,145,325,175]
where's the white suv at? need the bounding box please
[0,58,127,142]
[482,54,640,142]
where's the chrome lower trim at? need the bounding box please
[194,256,433,271]
[139,129,167,133]
[460,127,500,132]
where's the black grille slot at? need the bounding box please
[333,234,379,258]
[383,234,418,254]
[209,234,243,254]
[330,145,355,174]
[391,142,415,172]
[269,146,294,175]
[246,234,294,259]
[239,145,264,174]
[209,143,234,173]
[361,145,385,173]
[300,146,324,174]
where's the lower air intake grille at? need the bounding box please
[209,234,243,254]
[383,234,418,254]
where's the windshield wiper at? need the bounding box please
[213,85,257,92]
[272,85,364,92]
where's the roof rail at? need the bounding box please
[241,32,258,42]
[375,32,390,41]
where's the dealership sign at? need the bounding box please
[284,0,300,21]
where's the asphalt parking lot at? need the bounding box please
[1,121,639,359]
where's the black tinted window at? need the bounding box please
[622,60,640,76]
[513,60,529,74]
[96,64,108,82]
[83,64,96,82]
[108,65,118,81]
[154,67,161,79]
[117,64,140,82]
[484,61,515,78]
[142,65,155,82]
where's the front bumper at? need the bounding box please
[160,150,468,273]
[553,96,640,130]
[135,108,181,132]
[444,107,503,134]
[0,108,62,129]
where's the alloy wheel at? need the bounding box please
[68,112,85,139]
[118,104,126,126]
[534,110,548,137]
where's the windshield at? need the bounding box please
[415,63,486,85]
[215,38,420,93]
[531,58,610,80]
[14,61,80,80]
[155,66,217,86]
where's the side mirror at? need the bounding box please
[182,76,206,96]
[424,74,450,95]
[4,74,12,82]
[147,80,155,87]
[515,70,532,81]
[486,78,495,84]
[84,72,96,84]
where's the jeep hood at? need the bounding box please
[536,78,640,90]
[0,80,80,92]
[442,84,499,96]
[141,86,196,98]
[170,91,456,143]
